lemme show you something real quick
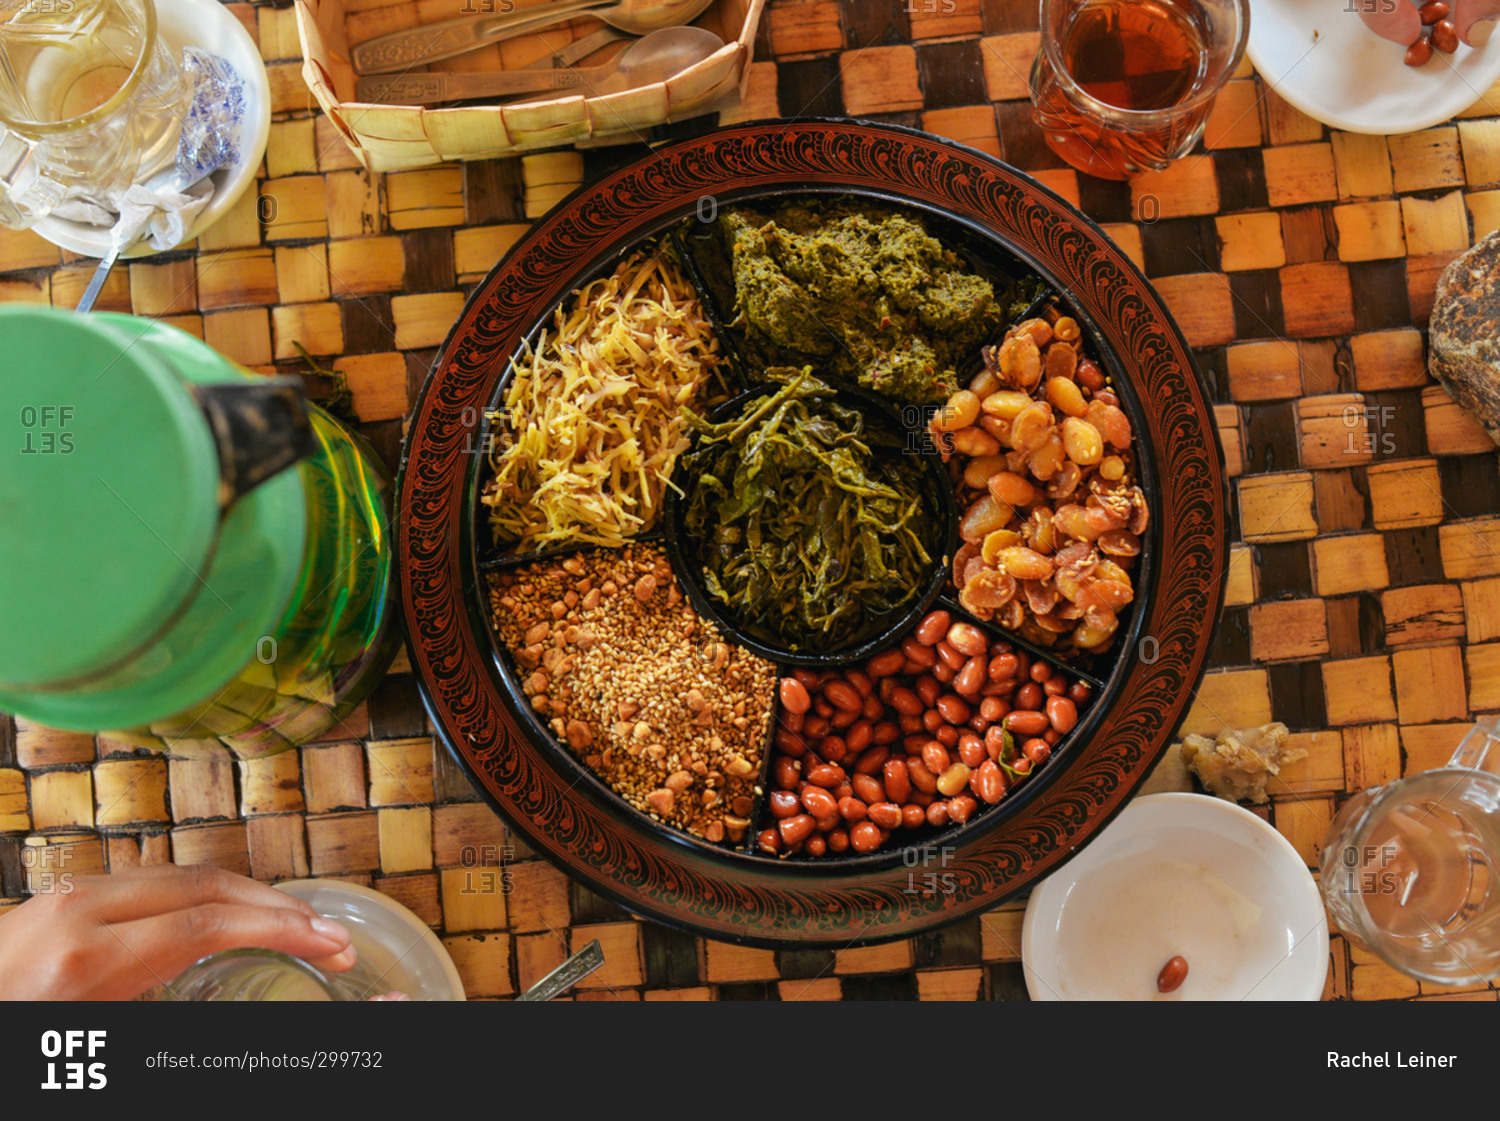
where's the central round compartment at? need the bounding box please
[663,377,959,667]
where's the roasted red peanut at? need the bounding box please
[957,733,987,769]
[914,610,951,645]
[936,641,966,670]
[852,773,885,805]
[805,765,842,788]
[1157,955,1188,993]
[823,680,862,713]
[853,744,889,774]
[779,814,816,846]
[1005,709,1048,737]
[801,787,838,819]
[954,656,988,695]
[762,615,1088,858]
[975,760,1006,803]
[1046,696,1078,733]
[849,821,882,853]
[890,687,923,717]
[779,677,811,714]
[902,637,937,667]
[1015,682,1044,710]
[947,794,978,823]
[883,758,912,803]
[946,622,989,656]
[936,763,973,797]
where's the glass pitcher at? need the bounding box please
[1320,716,1500,985]
[0,0,190,228]
[0,306,398,759]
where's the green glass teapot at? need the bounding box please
[0,306,398,758]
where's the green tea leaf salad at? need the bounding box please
[680,370,940,651]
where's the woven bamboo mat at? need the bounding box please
[3,0,1499,1001]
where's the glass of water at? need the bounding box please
[157,879,467,1000]
[0,0,191,226]
[1320,715,1500,985]
[162,949,349,1001]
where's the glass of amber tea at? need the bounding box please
[1029,0,1249,181]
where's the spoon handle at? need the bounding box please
[351,0,607,74]
[356,61,604,105]
[515,940,604,1001]
[74,243,122,315]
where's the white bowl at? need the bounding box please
[30,0,271,259]
[277,879,467,1001]
[1246,0,1500,135]
[1022,793,1328,1001]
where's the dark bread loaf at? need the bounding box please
[1431,231,1500,445]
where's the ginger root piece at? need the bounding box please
[1176,722,1305,804]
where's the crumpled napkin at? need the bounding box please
[52,179,214,251]
[116,179,215,251]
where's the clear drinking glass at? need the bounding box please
[162,949,349,1001]
[155,880,467,1000]
[1029,0,1250,181]
[0,0,190,226]
[1320,716,1500,986]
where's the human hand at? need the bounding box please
[1359,0,1500,48]
[0,864,355,1000]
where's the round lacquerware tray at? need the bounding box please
[397,120,1229,946]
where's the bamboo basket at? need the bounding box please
[294,0,765,172]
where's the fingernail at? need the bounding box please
[323,945,359,972]
[310,916,351,943]
[1467,19,1496,46]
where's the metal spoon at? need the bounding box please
[351,0,714,75]
[515,940,604,1001]
[356,26,724,106]
[73,162,202,316]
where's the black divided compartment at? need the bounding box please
[659,381,959,668]
[466,187,1161,872]
[743,600,1107,867]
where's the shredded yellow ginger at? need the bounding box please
[482,249,721,550]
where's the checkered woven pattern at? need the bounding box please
[5,0,1500,1000]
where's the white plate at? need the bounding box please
[1022,793,1329,1001]
[1247,0,1500,134]
[30,0,271,259]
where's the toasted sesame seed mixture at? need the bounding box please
[490,544,777,844]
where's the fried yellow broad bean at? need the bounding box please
[938,314,1150,654]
